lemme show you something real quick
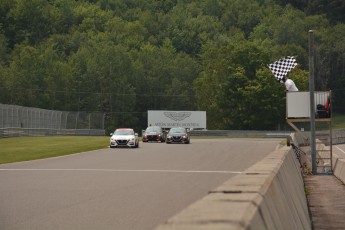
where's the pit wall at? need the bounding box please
[155,145,311,230]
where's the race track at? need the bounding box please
[0,138,281,230]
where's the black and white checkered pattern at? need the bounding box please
[268,56,297,82]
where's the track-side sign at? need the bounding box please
[148,110,206,129]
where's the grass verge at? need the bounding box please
[0,136,109,164]
[2,115,345,165]
[332,113,345,130]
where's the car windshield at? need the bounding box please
[169,128,185,134]
[146,126,161,132]
[114,129,133,135]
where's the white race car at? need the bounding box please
[109,128,139,148]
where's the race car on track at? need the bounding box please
[142,126,166,142]
[165,127,190,144]
[109,128,139,148]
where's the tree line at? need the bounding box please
[0,0,344,132]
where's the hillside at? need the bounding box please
[0,0,344,131]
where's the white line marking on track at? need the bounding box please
[335,146,345,154]
[0,168,242,174]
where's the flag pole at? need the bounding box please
[309,30,317,174]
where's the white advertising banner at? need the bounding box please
[148,110,206,129]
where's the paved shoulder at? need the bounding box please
[304,175,345,230]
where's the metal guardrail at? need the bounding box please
[2,127,344,143]
[332,129,345,145]
[190,129,345,144]
[190,130,291,138]
[0,128,105,138]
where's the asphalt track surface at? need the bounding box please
[334,144,345,158]
[0,138,281,230]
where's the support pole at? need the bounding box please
[309,30,317,174]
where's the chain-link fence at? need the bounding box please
[0,104,105,137]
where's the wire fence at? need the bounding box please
[0,104,105,137]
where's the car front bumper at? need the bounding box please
[143,134,164,142]
[110,139,137,148]
[166,136,189,143]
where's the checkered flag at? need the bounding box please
[268,56,297,82]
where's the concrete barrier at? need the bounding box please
[155,146,311,230]
[332,132,345,184]
[333,153,345,184]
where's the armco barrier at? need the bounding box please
[191,129,345,144]
[155,146,311,230]
[0,128,105,137]
[190,130,291,138]
[333,129,345,145]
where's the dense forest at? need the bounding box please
[0,0,344,132]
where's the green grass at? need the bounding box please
[0,136,109,164]
[332,113,345,129]
[1,114,345,165]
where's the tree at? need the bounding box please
[1,0,344,130]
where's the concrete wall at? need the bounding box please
[155,146,311,230]
[332,130,345,184]
[333,153,345,184]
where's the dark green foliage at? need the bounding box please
[0,0,344,130]
[276,0,345,24]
